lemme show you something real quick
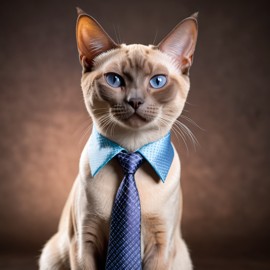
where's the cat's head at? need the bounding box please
[76,8,198,150]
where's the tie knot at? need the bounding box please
[117,151,144,175]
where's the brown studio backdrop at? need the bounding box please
[0,0,269,261]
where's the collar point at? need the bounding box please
[160,178,166,183]
[159,173,167,183]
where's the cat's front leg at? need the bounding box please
[69,237,100,270]
[142,217,174,270]
[142,243,174,270]
[39,233,69,270]
[143,240,192,270]
[71,217,108,270]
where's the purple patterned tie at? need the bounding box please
[105,151,144,270]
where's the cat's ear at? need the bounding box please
[76,8,118,71]
[158,13,198,75]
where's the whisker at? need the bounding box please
[159,114,199,153]
[113,24,121,44]
[72,116,93,145]
[152,28,159,45]
[117,24,122,44]
[171,125,187,151]
[172,122,189,153]
[78,122,93,146]
[157,118,187,151]
[180,115,205,131]
[174,119,199,151]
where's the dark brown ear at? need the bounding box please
[76,8,118,71]
[158,13,198,75]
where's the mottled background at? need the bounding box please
[0,0,269,269]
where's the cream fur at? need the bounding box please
[39,139,192,270]
[39,12,198,269]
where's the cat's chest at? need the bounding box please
[82,151,181,219]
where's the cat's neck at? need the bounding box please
[94,124,171,152]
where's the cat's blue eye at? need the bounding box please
[149,75,167,89]
[105,73,125,88]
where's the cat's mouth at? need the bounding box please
[118,111,147,129]
[128,112,147,123]
[112,111,149,128]
[111,104,157,129]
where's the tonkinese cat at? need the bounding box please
[39,8,198,270]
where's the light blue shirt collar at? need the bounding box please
[88,126,174,182]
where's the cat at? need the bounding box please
[39,7,198,270]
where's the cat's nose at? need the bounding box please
[127,98,144,110]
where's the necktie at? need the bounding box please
[105,151,144,270]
